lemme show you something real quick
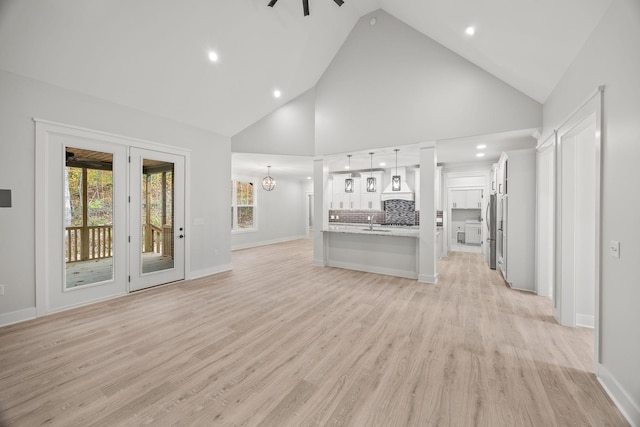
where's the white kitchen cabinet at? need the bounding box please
[331,174,361,209]
[464,222,481,244]
[451,189,482,209]
[360,171,382,210]
[490,163,498,194]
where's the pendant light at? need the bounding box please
[366,152,376,192]
[262,166,276,191]
[345,155,354,193]
[392,149,401,191]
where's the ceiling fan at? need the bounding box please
[268,0,344,16]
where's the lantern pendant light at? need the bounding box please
[262,166,276,191]
[366,152,376,192]
[392,149,401,191]
[344,155,353,193]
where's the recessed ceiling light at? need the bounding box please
[379,162,386,166]
[370,17,377,26]
[345,165,350,170]
[208,51,219,62]
[273,89,281,98]
[477,144,486,149]
[465,26,476,36]
[476,153,485,157]
[306,176,312,180]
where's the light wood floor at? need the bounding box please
[0,238,628,426]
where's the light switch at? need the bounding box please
[0,189,11,208]
[610,241,620,258]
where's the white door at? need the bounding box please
[36,123,129,313]
[129,148,185,291]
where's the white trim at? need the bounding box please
[0,308,37,327]
[189,264,232,280]
[33,118,192,155]
[575,314,594,328]
[596,364,640,427]
[327,260,418,280]
[418,273,438,284]
[231,235,308,251]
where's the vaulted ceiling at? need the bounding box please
[0,0,612,138]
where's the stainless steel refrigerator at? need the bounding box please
[486,193,497,269]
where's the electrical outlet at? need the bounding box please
[610,241,620,258]
[0,285,4,295]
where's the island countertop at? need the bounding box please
[323,224,419,237]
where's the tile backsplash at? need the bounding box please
[329,210,385,224]
[384,199,416,225]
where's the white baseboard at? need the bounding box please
[576,313,595,328]
[597,363,640,426]
[312,259,326,267]
[231,235,307,251]
[418,273,438,284]
[189,263,232,280]
[0,307,37,327]
[327,260,418,280]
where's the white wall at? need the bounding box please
[0,70,231,322]
[231,177,308,250]
[315,10,542,155]
[231,88,316,156]
[542,0,640,422]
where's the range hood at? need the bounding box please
[381,167,414,201]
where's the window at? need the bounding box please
[231,179,256,231]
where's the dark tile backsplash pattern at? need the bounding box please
[329,210,385,224]
[384,199,416,225]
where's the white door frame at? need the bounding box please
[535,132,556,300]
[35,119,191,316]
[554,86,604,367]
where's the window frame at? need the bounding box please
[231,177,257,233]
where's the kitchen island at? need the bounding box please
[323,224,420,279]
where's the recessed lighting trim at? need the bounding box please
[379,162,386,166]
[273,89,282,98]
[306,176,312,180]
[476,153,485,157]
[208,51,219,62]
[477,144,486,149]
[465,26,476,36]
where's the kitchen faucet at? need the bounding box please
[368,215,373,231]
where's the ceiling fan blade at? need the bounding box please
[267,0,278,7]
[303,0,309,16]
[333,0,344,6]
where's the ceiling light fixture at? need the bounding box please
[345,155,354,193]
[262,166,276,191]
[476,153,485,158]
[392,149,401,191]
[208,51,219,62]
[379,162,386,166]
[465,26,476,36]
[273,89,281,98]
[268,0,344,17]
[477,144,486,149]
[367,152,376,192]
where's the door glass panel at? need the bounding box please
[141,159,175,274]
[64,147,114,288]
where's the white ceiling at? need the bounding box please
[0,0,611,138]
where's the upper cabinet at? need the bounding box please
[497,153,508,195]
[490,163,498,194]
[451,189,482,209]
[330,171,383,210]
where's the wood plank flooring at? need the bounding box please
[0,238,629,426]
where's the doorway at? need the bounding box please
[36,121,188,314]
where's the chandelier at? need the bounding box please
[262,166,276,191]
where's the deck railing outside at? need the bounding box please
[66,225,113,262]
[66,224,171,263]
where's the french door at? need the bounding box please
[129,148,185,291]
[36,121,187,315]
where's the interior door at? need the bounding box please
[129,148,185,291]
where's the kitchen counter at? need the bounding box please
[322,223,420,279]
[325,223,419,237]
